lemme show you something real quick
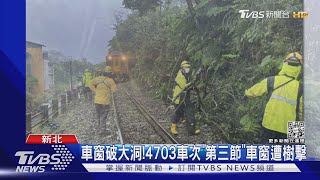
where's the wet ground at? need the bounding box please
[32,98,119,144]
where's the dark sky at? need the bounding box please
[27,0,126,64]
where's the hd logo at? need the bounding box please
[15,145,75,172]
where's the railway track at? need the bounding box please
[113,86,163,144]
[111,92,124,144]
[122,87,179,144]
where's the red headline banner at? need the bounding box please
[26,134,78,144]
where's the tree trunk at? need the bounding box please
[185,0,200,30]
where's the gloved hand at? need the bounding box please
[186,82,193,87]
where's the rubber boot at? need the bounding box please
[170,123,178,135]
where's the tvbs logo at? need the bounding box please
[239,10,264,18]
[293,12,308,19]
[15,151,61,172]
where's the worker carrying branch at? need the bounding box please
[89,66,117,136]
[245,52,303,143]
[170,60,201,135]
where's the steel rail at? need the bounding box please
[111,92,124,144]
[124,87,179,144]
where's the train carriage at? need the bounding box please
[106,52,130,81]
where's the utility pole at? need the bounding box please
[69,58,73,91]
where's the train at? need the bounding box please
[106,51,135,81]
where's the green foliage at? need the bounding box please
[240,114,260,133]
[54,60,94,90]
[26,76,44,113]
[110,0,303,143]
[123,0,162,15]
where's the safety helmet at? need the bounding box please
[285,52,303,65]
[105,66,113,73]
[181,60,191,68]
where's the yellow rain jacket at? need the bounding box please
[82,71,93,87]
[172,70,189,105]
[245,63,303,134]
[89,76,117,105]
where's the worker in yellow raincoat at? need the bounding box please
[82,69,93,102]
[89,66,117,136]
[170,60,200,135]
[245,52,303,143]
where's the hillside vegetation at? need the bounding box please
[109,0,303,143]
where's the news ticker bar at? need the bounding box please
[82,163,300,173]
[80,144,307,162]
[24,135,307,162]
